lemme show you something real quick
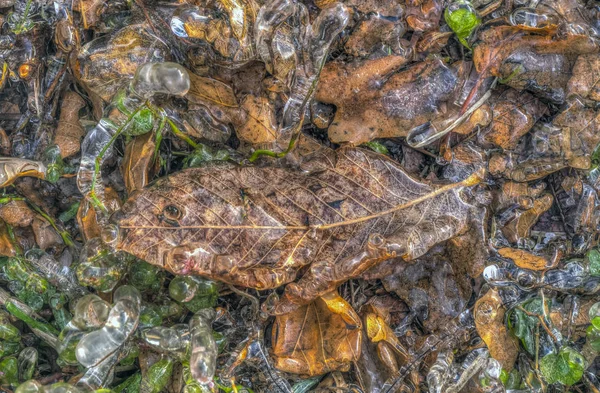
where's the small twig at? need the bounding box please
[478,0,503,17]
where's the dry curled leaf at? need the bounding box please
[501,193,553,243]
[54,91,86,158]
[116,148,485,314]
[0,157,46,187]
[122,132,156,195]
[474,288,519,370]
[498,247,552,271]
[271,290,362,376]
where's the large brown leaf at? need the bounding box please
[185,73,278,144]
[115,147,485,314]
[271,290,362,376]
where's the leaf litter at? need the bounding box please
[0,0,599,392]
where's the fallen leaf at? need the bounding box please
[568,53,600,101]
[488,98,600,181]
[0,200,35,227]
[54,91,86,158]
[478,88,547,150]
[185,73,278,144]
[498,247,551,271]
[474,288,519,370]
[31,217,63,250]
[501,193,553,243]
[236,95,277,144]
[73,25,171,102]
[73,0,106,29]
[405,0,444,32]
[271,290,362,376]
[115,147,486,314]
[316,56,470,144]
[186,73,239,108]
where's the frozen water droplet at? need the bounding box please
[75,286,140,367]
[131,62,191,98]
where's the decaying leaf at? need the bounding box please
[473,26,598,81]
[121,132,156,195]
[0,157,46,187]
[316,56,472,144]
[0,200,35,227]
[498,247,555,271]
[0,127,10,156]
[73,25,171,102]
[31,217,63,250]
[116,148,485,314]
[54,91,86,159]
[271,290,362,376]
[489,98,600,182]
[374,253,474,331]
[186,73,239,109]
[236,95,277,144]
[186,73,278,144]
[497,51,575,104]
[474,288,519,370]
[343,12,406,57]
[495,181,546,211]
[6,0,600,390]
[178,0,256,65]
[501,193,553,243]
[478,88,547,150]
[568,53,600,101]
[405,0,444,32]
